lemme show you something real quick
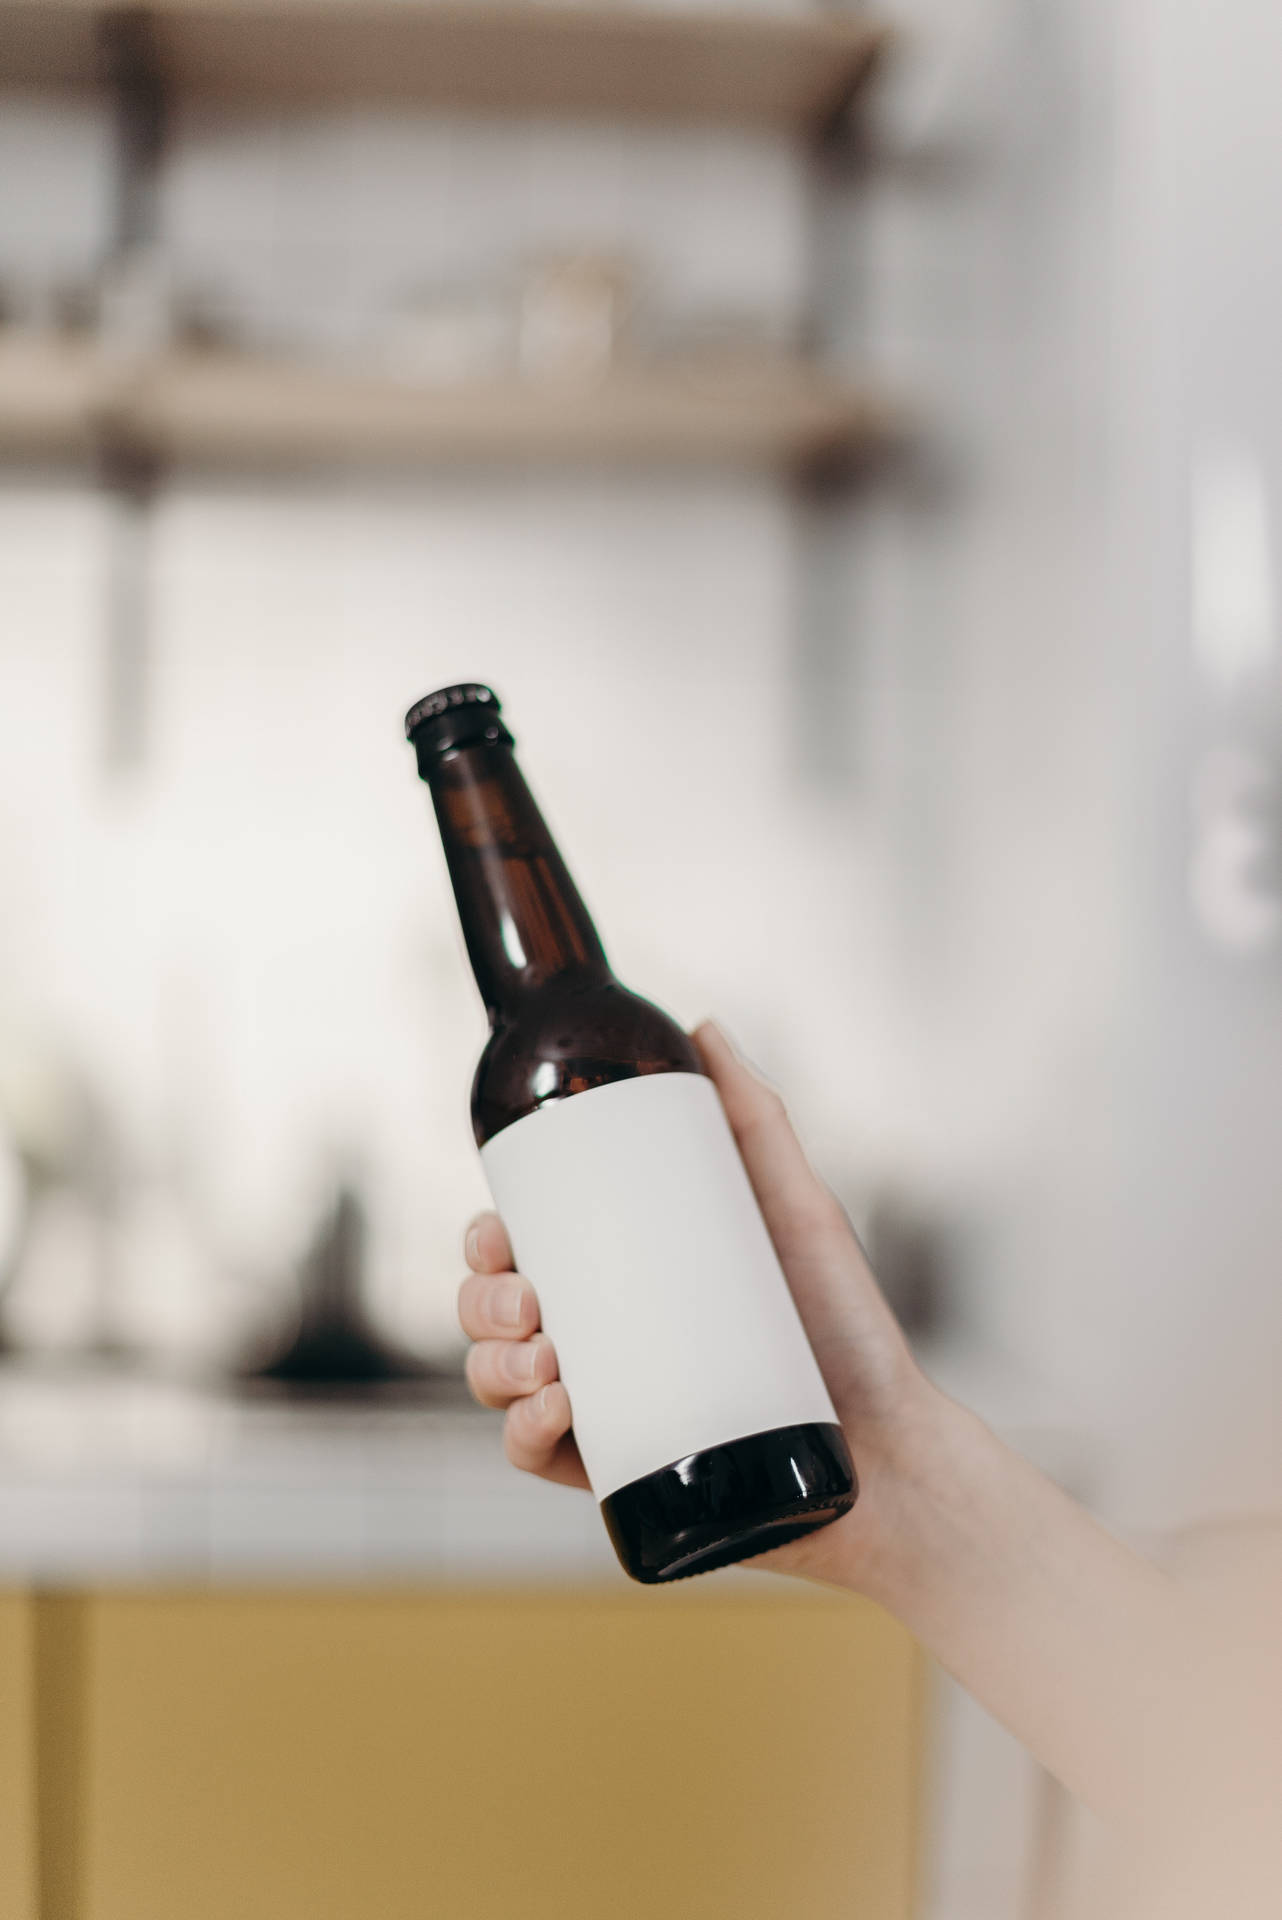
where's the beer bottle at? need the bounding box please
[406,683,855,1581]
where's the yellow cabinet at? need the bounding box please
[0,1593,38,1920]
[17,1585,924,1920]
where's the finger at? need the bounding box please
[458,1269,541,1342]
[464,1211,514,1275]
[465,1334,559,1410]
[692,1020,847,1259]
[503,1383,589,1489]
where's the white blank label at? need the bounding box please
[481,1071,837,1499]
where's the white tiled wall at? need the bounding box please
[0,94,865,1363]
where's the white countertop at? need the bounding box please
[0,1364,621,1585]
[0,1350,1097,1586]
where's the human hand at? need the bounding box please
[457,1020,938,1590]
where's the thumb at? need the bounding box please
[692,1020,913,1433]
[691,1021,847,1265]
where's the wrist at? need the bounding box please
[833,1374,988,1609]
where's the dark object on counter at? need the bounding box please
[863,1189,951,1342]
[245,1186,438,1397]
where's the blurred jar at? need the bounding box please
[517,254,634,382]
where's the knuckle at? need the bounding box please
[502,1409,533,1469]
[465,1342,510,1408]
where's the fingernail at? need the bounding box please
[534,1384,555,1422]
[493,1281,525,1330]
[465,1224,481,1266]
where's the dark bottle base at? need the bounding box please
[600,1422,856,1585]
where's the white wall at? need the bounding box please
[1101,0,1282,1529]
[819,3,1282,1912]
[1,96,867,1361]
[816,0,1282,1529]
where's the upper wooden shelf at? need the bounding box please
[0,0,887,132]
[0,332,897,469]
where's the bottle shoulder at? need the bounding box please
[471,980,702,1148]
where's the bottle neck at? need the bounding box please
[425,739,610,1021]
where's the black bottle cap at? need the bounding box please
[404,683,514,772]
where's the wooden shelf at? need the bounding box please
[0,333,896,469]
[0,0,887,131]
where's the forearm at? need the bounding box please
[844,1388,1187,1822]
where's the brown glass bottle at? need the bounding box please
[407,683,855,1582]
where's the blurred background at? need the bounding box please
[2,0,1281,1915]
